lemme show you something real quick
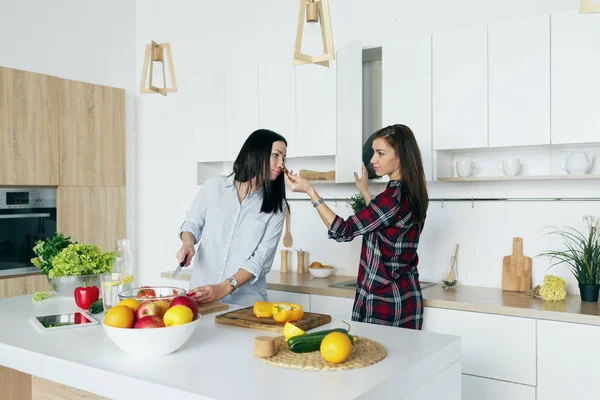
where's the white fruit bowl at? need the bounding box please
[308,266,334,278]
[102,315,201,359]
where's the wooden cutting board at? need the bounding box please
[502,237,532,292]
[215,306,332,333]
[197,301,229,315]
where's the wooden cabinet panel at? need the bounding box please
[0,274,51,299]
[0,67,59,185]
[57,186,125,252]
[32,376,106,400]
[58,80,125,186]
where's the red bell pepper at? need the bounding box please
[73,281,100,310]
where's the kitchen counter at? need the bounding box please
[162,270,600,326]
[0,294,461,400]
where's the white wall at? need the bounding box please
[0,0,138,264]
[138,0,600,295]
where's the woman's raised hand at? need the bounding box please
[284,170,312,193]
[354,162,369,194]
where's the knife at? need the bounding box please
[172,260,185,278]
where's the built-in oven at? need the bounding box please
[0,188,57,276]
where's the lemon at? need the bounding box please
[320,332,352,364]
[283,322,305,342]
[123,274,134,284]
[101,280,121,287]
[163,305,194,327]
[117,298,140,312]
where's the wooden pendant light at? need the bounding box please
[580,0,600,13]
[293,0,335,67]
[139,41,178,96]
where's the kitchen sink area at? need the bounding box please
[328,279,437,290]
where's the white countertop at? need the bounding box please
[0,294,460,400]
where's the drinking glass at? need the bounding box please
[100,258,124,310]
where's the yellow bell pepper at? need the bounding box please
[271,303,304,323]
[253,301,274,318]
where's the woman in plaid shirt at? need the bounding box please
[284,124,429,329]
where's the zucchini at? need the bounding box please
[287,322,354,353]
[89,298,103,314]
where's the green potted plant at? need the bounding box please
[347,193,368,213]
[540,216,600,302]
[31,233,118,296]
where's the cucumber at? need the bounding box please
[287,322,354,353]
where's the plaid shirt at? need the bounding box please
[328,181,424,329]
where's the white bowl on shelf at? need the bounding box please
[308,266,334,279]
[102,314,201,359]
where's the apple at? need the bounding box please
[135,300,160,320]
[134,315,165,329]
[169,295,199,319]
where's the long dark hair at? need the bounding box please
[373,124,429,223]
[231,129,288,214]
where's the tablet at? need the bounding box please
[30,311,99,332]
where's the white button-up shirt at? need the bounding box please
[179,174,285,306]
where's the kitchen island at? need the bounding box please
[0,294,461,400]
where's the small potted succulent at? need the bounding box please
[540,216,600,302]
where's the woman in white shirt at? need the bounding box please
[176,129,288,306]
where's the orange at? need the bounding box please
[154,300,170,318]
[163,305,193,327]
[104,305,135,328]
[320,332,353,364]
[116,298,140,312]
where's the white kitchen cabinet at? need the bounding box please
[224,65,259,161]
[310,294,353,321]
[258,61,297,158]
[335,39,363,183]
[488,15,550,147]
[433,25,488,150]
[551,11,600,145]
[193,71,225,162]
[382,34,433,181]
[295,62,336,157]
[537,319,600,399]
[462,375,535,400]
[422,307,536,385]
[266,290,310,311]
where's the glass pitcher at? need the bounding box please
[115,238,134,291]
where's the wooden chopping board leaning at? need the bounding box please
[501,237,532,292]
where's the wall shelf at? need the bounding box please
[437,174,600,182]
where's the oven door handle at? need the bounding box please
[0,213,51,219]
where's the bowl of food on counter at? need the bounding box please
[102,292,201,359]
[308,262,334,278]
[117,285,186,303]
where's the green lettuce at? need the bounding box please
[31,233,76,276]
[48,243,117,278]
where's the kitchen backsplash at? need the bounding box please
[275,182,600,295]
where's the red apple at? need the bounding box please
[134,315,165,329]
[135,300,160,320]
[169,295,199,318]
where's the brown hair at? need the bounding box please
[373,124,429,223]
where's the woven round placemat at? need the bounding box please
[257,336,387,371]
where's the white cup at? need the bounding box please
[497,158,521,176]
[456,160,477,177]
